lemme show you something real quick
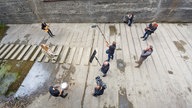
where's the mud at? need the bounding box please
[118,87,133,108]
[173,41,186,53]
[188,87,191,92]
[179,40,186,45]
[182,55,189,60]
[103,104,116,108]
[116,59,126,73]
[109,25,117,36]
[168,70,173,74]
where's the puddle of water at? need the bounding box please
[116,59,126,73]
[173,41,186,53]
[119,87,133,108]
[0,60,34,96]
[168,70,173,74]
[109,25,117,36]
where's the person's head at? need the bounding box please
[41,44,49,51]
[112,41,116,45]
[147,45,153,51]
[95,85,102,90]
[152,22,158,27]
[103,61,109,66]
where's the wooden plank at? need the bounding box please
[30,46,41,61]
[0,44,4,49]
[75,47,83,65]
[23,45,37,61]
[52,45,63,63]
[44,46,57,63]
[4,44,20,59]
[59,46,69,64]
[82,47,91,65]
[0,44,14,59]
[10,44,25,60]
[66,47,76,64]
[37,51,45,62]
[0,44,9,55]
[17,45,31,60]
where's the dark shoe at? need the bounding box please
[102,74,106,77]
[143,39,147,41]
[135,66,140,68]
[140,36,144,38]
[93,93,97,97]
[62,93,68,98]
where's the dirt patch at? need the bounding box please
[173,41,186,53]
[168,70,173,74]
[118,87,133,108]
[188,87,191,92]
[179,40,186,45]
[109,25,117,36]
[182,55,189,60]
[116,59,126,73]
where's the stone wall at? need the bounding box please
[0,0,192,23]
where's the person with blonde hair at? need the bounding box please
[141,22,158,41]
[40,44,57,61]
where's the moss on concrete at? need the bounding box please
[0,23,9,40]
[0,60,34,96]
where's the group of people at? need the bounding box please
[92,41,117,97]
[123,13,158,41]
[44,14,156,98]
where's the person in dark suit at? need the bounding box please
[106,41,116,62]
[100,61,110,77]
[41,22,55,37]
[141,22,158,41]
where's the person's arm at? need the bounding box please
[141,50,152,57]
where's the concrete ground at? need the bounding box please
[1,23,192,108]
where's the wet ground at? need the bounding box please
[0,23,192,108]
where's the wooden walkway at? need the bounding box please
[2,23,192,108]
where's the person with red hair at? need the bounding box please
[141,22,158,41]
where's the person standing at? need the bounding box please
[41,22,55,37]
[141,22,158,41]
[135,45,153,68]
[106,41,116,62]
[100,61,110,77]
[127,13,134,26]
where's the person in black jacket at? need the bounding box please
[141,22,158,41]
[135,45,153,68]
[41,22,55,37]
[100,61,110,77]
[93,85,105,97]
[123,13,134,26]
[93,76,107,97]
[106,41,116,62]
[49,85,68,98]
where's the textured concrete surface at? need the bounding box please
[0,0,192,23]
[0,23,192,108]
